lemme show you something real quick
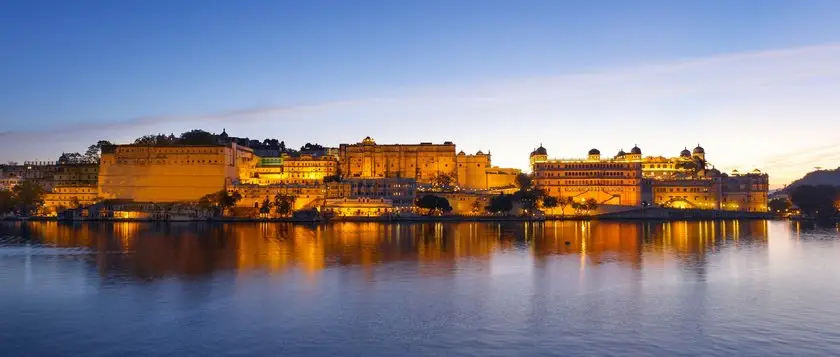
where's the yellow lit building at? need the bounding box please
[43,185,98,211]
[531,144,770,212]
[231,182,327,211]
[98,143,256,202]
[343,178,417,208]
[339,136,519,190]
[324,198,395,217]
[651,178,721,209]
[721,169,770,212]
[53,163,99,186]
[455,151,520,190]
[437,192,492,215]
[531,146,643,206]
[339,137,457,183]
[247,154,338,185]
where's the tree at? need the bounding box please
[416,194,451,215]
[198,194,217,216]
[583,198,599,214]
[11,180,45,215]
[300,143,326,152]
[768,197,792,213]
[274,194,296,216]
[83,140,114,163]
[0,190,17,215]
[57,152,85,164]
[259,198,272,215]
[790,185,839,219]
[485,194,514,215]
[431,173,454,191]
[180,129,218,145]
[198,190,241,216]
[134,134,160,145]
[219,191,242,214]
[515,173,533,191]
[557,196,574,217]
[542,196,558,212]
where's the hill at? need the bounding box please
[781,167,840,194]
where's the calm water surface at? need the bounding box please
[1,220,839,356]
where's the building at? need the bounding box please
[282,153,338,182]
[531,143,770,212]
[721,169,770,212]
[343,178,417,208]
[437,192,492,215]
[531,146,644,206]
[324,198,395,217]
[455,151,490,189]
[651,177,722,210]
[246,153,338,185]
[339,137,457,184]
[0,176,20,191]
[52,163,99,186]
[231,182,327,211]
[98,143,256,202]
[43,185,98,211]
[338,137,519,191]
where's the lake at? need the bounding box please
[1,220,839,356]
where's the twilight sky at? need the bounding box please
[2,0,840,188]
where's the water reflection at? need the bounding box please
[0,220,774,281]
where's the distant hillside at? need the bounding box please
[781,167,840,193]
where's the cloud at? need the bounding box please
[2,43,840,186]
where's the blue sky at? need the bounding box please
[2,0,840,187]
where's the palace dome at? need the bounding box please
[693,145,705,154]
[361,136,376,145]
[630,145,642,155]
[531,145,548,156]
[588,148,600,155]
[616,149,626,157]
[458,150,466,156]
[680,148,691,157]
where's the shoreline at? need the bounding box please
[2,214,783,224]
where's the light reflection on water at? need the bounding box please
[0,220,839,356]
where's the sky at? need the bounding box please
[2,0,840,188]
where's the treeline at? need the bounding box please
[0,181,47,216]
[50,129,328,164]
[56,140,113,164]
[131,129,325,153]
[770,184,840,220]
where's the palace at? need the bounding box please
[531,144,769,212]
[339,137,457,183]
[98,142,256,202]
[339,136,519,190]
[3,128,773,218]
[530,146,643,206]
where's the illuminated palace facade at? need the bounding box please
[98,143,256,202]
[531,144,769,212]
[339,137,519,190]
